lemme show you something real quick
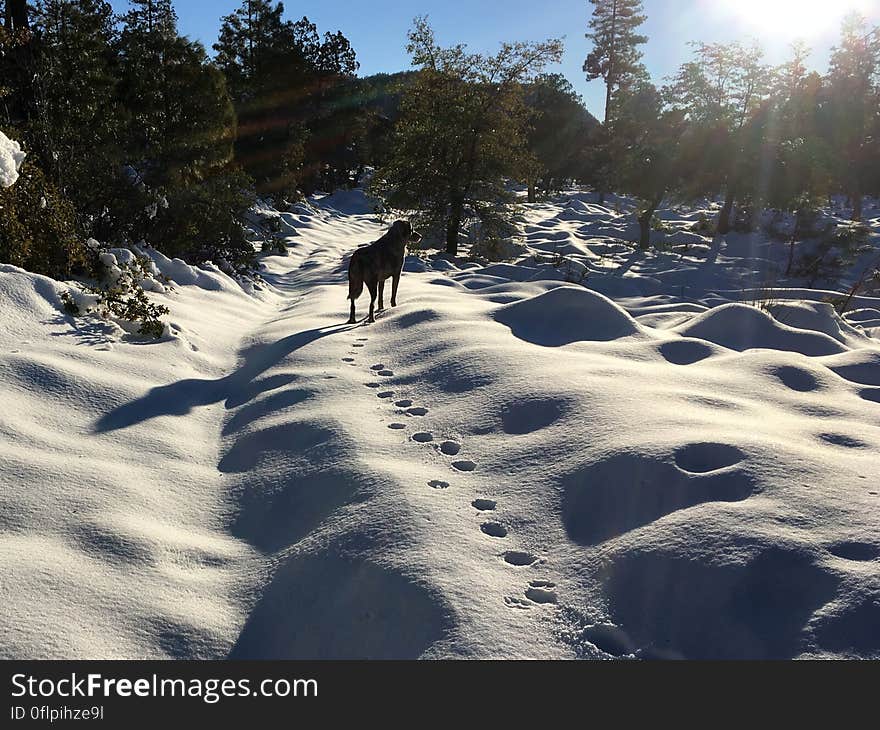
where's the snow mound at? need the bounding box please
[0,266,63,335]
[768,301,869,345]
[0,130,26,187]
[494,285,641,346]
[675,303,847,356]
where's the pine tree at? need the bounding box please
[376,18,562,255]
[583,0,648,127]
[117,0,250,264]
[214,2,314,195]
[525,74,599,200]
[613,82,687,248]
[825,13,880,221]
[665,41,771,233]
[30,0,125,237]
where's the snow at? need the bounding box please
[0,130,26,188]
[1,189,879,660]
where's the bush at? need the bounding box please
[66,252,170,339]
[146,170,257,274]
[0,160,89,279]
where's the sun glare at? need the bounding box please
[719,0,875,39]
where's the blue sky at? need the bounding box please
[111,1,880,119]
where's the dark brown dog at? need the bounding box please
[347,220,422,323]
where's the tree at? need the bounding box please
[29,0,126,237]
[824,13,880,221]
[583,0,647,201]
[117,0,250,265]
[525,74,599,201]
[214,3,361,196]
[612,82,687,248]
[665,41,771,233]
[583,0,647,126]
[377,18,562,256]
[762,43,833,219]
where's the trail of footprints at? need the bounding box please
[343,335,558,612]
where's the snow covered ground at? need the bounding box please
[1,190,879,659]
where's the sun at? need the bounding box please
[719,0,874,39]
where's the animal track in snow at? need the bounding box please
[352,344,365,348]
[388,423,406,430]
[503,551,537,566]
[370,364,386,371]
[525,580,558,604]
[395,400,413,408]
[407,407,428,417]
[377,391,395,399]
[452,460,476,472]
[580,624,636,657]
[481,522,508,538]
[412,432,434,443]
[428,480,450,490]
[342,358,355,363]
[364,382,381,389]
[439,441,461,456]
[472,499,497,511]
[504,596,533,610]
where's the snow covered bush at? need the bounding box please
[0,130,26,188]
[65,249,170,339]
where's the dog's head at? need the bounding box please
[392,220,422,245]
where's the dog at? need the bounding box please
[347,220,422,324]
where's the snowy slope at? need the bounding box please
[1,191,879,660]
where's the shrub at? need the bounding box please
[66,252,170,339]
[0,160,89,279]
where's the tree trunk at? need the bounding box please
[851,189,862,222]
[527,182,536,204]
[717,189,736,235]
[637,199,661,250]
[5,0,29,31]
[446,197,463,256]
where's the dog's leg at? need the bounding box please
[367,281,378,323]
[378,279,385,311]
[391,271,401,307]
[348,298,356,324]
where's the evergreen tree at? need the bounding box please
[377,18,562,255]
[824,13,880,221]
[613,82,688,248]
[214,3,317,196]
[763,43,833,219]
[525,74,599,201]
[30,0,126,238]
[583,0,647,201]
[214,4,362,196]
[117,0,251,265]
[665,41,771,233]
[583,0,647,127]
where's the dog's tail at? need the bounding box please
[347,251,364,301]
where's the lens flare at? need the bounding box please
[717,0,874,39]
